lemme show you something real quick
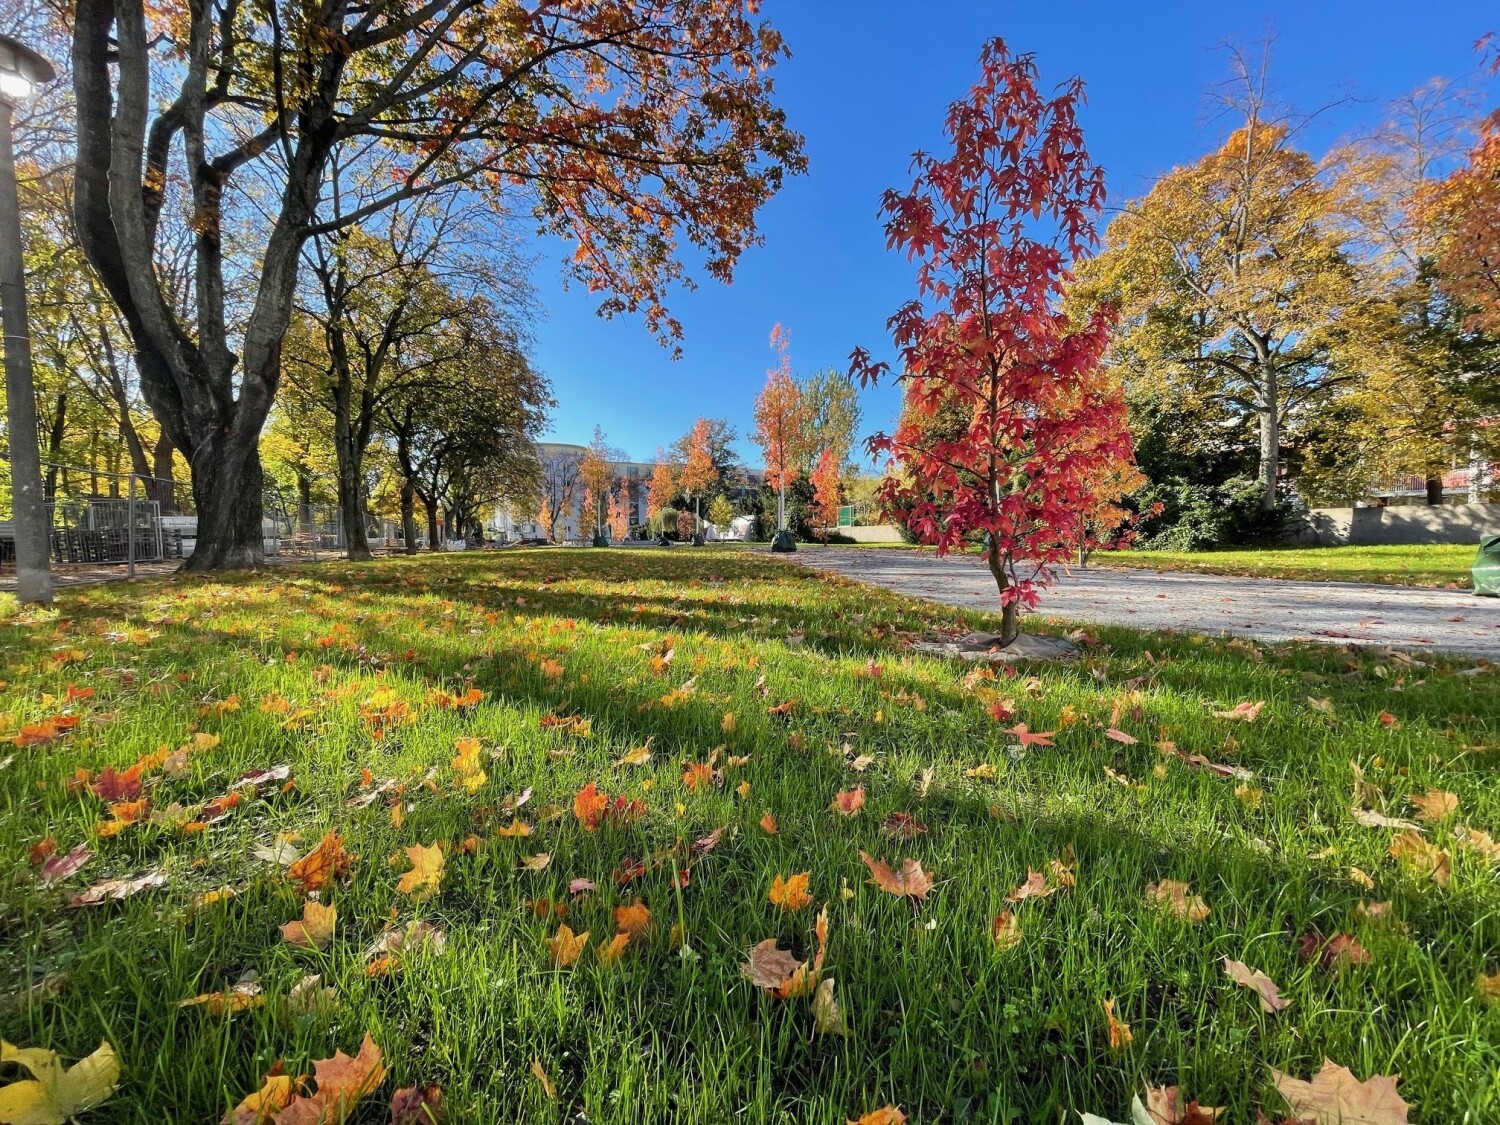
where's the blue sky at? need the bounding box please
[529,1,1496,466]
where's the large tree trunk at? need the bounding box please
[425,499,440,552]
[44,393,67,501]
[1424,477,1444,505]
[184,431,265,571]
[401,482,418,555]
[297,473,313,535]
[1258,405,1279,512]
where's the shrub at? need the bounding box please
[1135,477,1293,551]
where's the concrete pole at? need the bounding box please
[0,97,52,603]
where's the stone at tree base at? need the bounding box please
[910,631,1078,663]
[770,530,797,553]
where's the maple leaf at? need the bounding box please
[1269,1059,1410,1125]
[846,1110,905,1125]
[271,1034,385,1125]
[1004,723,1055,747]
[596,932,632,966]
[1211,700,1264,722]
[614,902,650,936]
[1145,879,1210,923]
[859,851,935,900]
[741,939,809,996]
[1389,830,1451,885]
[1222,957,1289,1012]
[90,764,144,802]
[495,821,533,838]
[1106,728,1138,745]
[225,1073,294,1125]
[287,833,351,894]
[1005,869,1055,903]
[759,812,779,834]
[614,744,652,767]
[530,1059,556,1101]
[1408,790,1458,823]
[573,781,609,829]
[1102,997,1133,1049]
[281,901,337,950]
[0,1040,120,1125]
[396,844,445,899]
[768,872,813,911]
[388,1085,443,1125]
[545,924,590,967]
[812,978,850,1036]
[1477,971,1500,1005]
[681,762,715,790]
[178,978,264,1015]
[830,787,866,816]
[880,812,929,839]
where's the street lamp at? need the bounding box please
[0,34,55,604]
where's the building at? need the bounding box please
[491,441,766,542]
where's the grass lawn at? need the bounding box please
[2,547,1498,1123]
[1091,543,1479,589]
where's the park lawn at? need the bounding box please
[1,548,1499,1124]
[1092,543,1479,589]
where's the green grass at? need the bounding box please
[1091,543,1478,589]
[2,548,1498,1123]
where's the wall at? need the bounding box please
[841,524,907,544]
[1292,502,1500,546]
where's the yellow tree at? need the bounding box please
[1077,72,1361,510]
[750,323,809,544]
[608,482,631,540]
[678,418,718,542]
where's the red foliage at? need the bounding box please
[850,39,1136,640]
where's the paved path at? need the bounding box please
[796,548,1500,659]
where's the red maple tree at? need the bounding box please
[850,39,1136,644]
[751,323,809,535]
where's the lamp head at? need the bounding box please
[0,35,56,104]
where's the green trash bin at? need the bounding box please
[1474,535,1500,596]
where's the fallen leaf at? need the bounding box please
[225,1073,294,1124]
[1269,1059,1410,1125]
[1212,700,1264,722]
[1145,879,1209,923]
[280,900,337,950]
[1005,869,1054,903]
[287,832,351,894]
[0,1039,119,1125]
[991,910,1021,949]
[830,787,866,816]
[846,1110,905,1125]
[1142,1084,1223,1124]
[596,932,632,966]
[68,869,168,908]
[1352,808,1422,831]
[1409,790,1458,823]
[530,1059,556,1100]
[1103,997,1133,1049]
[759,812,778,834]
[395,843,445,900]
[1222,957,1289,1012]
[614,902,650,936]
[1004,723,1055,747]
[520,852,552,873]
[1106,728,1138,745]
[859,851,935,900]
[1389,830,1451,885]
[388,1084,443,1125]
[812,978,849,1036]
[39,844,91,886]
[545,924,589,967]
[880,812,928,839]
[769,872,813,911]
[178,978,264,1015]
[741,939,805,992]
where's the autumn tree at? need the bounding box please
[538,450,583,542]
[645,451,677,534]
[608,483,631,541]
[678,417,719,543]
[851,39,1133,646]
[1335,80,1500,503]
[808,447,841,542]
[70,2,804,569]
[750,323,809,547]
[1076,50,1361,511]
[577,427,620,543]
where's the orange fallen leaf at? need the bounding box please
[1409,790,1458,823]
[991,910,1021,949]
[531,1058,557,1100]
[288,832,351,894]
[830,787,866,816]
[768,872,812,911]
[859,851,935,901]
[596,932,632,966]
[1103,997,1133,1049]
[847,1107,906,1125]
[545,923,589,967]
[1212,700,1264,722]
[759,812,778,834]
[614,901,650,936]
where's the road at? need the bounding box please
[796,548,1499,659]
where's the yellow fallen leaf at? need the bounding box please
[395,843,445,899]
[1103,997,1133,1049]
[280,900,337,950]
[768,872,812,911]
[531,1058,556,1100]
[545,924,589,967]
[0,1040,120,1125]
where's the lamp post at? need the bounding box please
[0,35,54,604]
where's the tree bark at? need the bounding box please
[297,473,313,535]
[1258,381,1279,510]
[401,481,418,555]
[1424,477,1444,505]
[44,393,67,501]
[183,431,266,571]
[425,498,440,552]
[151,435,176,513]
[331,367,372,561]
[985,539,1021,647]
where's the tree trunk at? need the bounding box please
[985,539,1021,647]
[425,500,440,552]
[297,473,313,534]
[44,393,67,502]
[1258,404,1279,512]
[1424,477,1444,505]
[332,375,372,561]
[151,435,176,513]
[401,482,418,555]
[183,433,265,571]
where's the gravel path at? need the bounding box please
[796,548,1500,659]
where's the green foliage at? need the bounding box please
[1135,477,1293,551]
